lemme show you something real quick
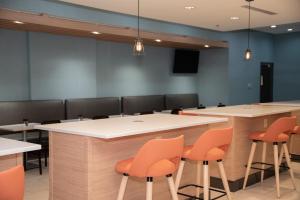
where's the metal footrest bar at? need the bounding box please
[245,161,289,172]
[177,184,226,200]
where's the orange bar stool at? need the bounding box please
[175,128,233,200]
[278,125,300,165]
[115,135,184,200]
[0,165,25,200]
[243,116,297,198]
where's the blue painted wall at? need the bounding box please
[0,29,30,101]
[29,32,97,100]
[225,31,274,105]
[0,0,297,105]
[96,41,198,97]
[197,48,229,106]
[273,32,300,101]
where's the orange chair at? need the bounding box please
[278,125,300,165]
[0,165,24,200]
[175,128,233,200]
[115,135,184,200]
[243,116,297,198]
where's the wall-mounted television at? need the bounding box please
[173,49,200,73]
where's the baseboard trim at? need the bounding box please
[291,154,300,163]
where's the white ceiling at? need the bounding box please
[58,0,300,32]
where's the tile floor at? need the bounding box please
[24,162,300,200]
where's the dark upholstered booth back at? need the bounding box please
[165,94,199,110]
[65,97,121,119]
[0,100,65,125]
[122,95,165,115]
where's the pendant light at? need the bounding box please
[244,0,254,60]
[133,0,144,56]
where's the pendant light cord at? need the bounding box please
[247,0,251,49]
[138,0,140,38]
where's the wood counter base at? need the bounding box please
[0,153,23,171]
[49,125,217,200]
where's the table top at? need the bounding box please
[0,137,41,157]
[60,118,91,123]
[0,123,40,132]
[36,113,228,139]
[260,100,300,107]
[182,104,300,118]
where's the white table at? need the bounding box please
[0,123,40,141]
[37,113,227,139]
[260,100,300,107]
[0,138,41,171]
[60,118,91,123]
[0,123,40,170]
[182,104,300,117]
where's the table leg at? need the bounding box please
[23,130,27,170]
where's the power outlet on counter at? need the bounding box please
[263,119,268,128]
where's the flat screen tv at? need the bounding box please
[173,49,199,73]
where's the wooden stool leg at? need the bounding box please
[288,134,294,160]
[175,159,185,192]
[273,143,280,198]
[217,160,232,200]
[146,177,153,200]
[196,161,202,198]
[167,174,179,200]
[203,161,209,200]
[261,142,267,183]
[283,143,297,190]
[278,145,284,166]
[243,141,257,189]
[117,174,129,200]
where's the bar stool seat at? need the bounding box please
[116,158,178,177]
[115,135,184,200]
[243,116,297,198]
[175,127,233,200]
[0,165,24,200]
[183,145,225,161]
[249,131,289,142]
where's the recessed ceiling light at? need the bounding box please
[185,6,195,10]
[287,28,293,32]
[155,39,162,43]
[204,45,210,48]
[230,17,240,20]
[270,25,277,29]
[91,31,101,35]
[14,21,24,24]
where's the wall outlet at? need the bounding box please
[263,119,268,128]
[247,83,252,89]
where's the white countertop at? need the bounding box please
[260,100,300,107]
[182,104,300,118]
[0,137,41,157]
[0,123,40,132]
[36,113,228,139]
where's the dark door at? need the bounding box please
[260,63,274,103]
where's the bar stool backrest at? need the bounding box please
[0,165,24,200]
[189,128,233,160]
[263,116,296,142]
[129,135,184,178]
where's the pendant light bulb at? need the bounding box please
[133,0,144,56]
[245,48,252,60]
[133,38,144,55]
[244,0,254,61]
